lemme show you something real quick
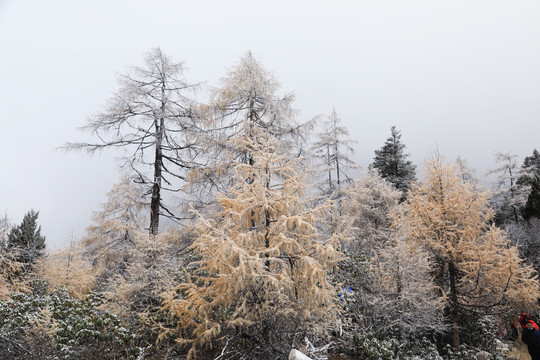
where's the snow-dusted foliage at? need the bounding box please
[81,175,147,275]
[342,171,401,253]
[0,289,139,359]
[399,154,539,347]
[0,246,27,298]
[506,218,540,279]
[160,132,342,359]
[187,52,308,201]
[369,233,447,337]
[336,172,445,339]
[53,48,532,359]
[7,210,46,272]
[455,156,479,187]
[488,152,528,224]
[518,148,540,220]
[103,229,192,355]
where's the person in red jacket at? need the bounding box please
[520,312,540,330]
[522,321,540,360]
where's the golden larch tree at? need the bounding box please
[397,155,538,348]
[160,131,342,359]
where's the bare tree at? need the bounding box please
[65,48,199,235]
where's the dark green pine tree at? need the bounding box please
[370,126,416,199]
[518,149,540,221]
[7,210,46,269]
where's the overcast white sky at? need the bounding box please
[1,0,540,249]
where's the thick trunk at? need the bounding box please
[327,145,332,190]
[150,90,165,235]
[150,139,162,235]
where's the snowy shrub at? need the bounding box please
[395,337,443,360]
[440,344,483,360]
[0,288,139,359]
[457,314,497,352]
[347,330,398,359]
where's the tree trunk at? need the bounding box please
[150,142,162,236]
[449,262,460,348]
[150,95,165,235]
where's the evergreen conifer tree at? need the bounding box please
[370,126,416,199]
[7,210,46,269]
[518,149,540,221]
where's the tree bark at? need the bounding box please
[150,92,166,235]
[449,262,460,348]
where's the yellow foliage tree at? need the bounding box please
[36,236,96,299]
[0,247,27,298]
[161,133,342,359]
[397,155,539,347]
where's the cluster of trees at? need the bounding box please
[1,48,540,359]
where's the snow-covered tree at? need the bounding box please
[518,149,540,221]
[369,233,447,338]
[398,155,539,348]
[82,175,147,274]
[188,52,308,199]
[104,229,191,352]
[336,172,445,338]
[311,108,357,194]
[488,152,528,225]
[0,214,24,297]
[505,219,540,279]
[455,156,479,187]
[7,210,46,271]
[0,213,10,248]
[342,171,400,253]
[161,131,342,359]
[370,126,416,200]
[66,48,200,234]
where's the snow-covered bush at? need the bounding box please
[0,288,139,359]
[347,330,398,359]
